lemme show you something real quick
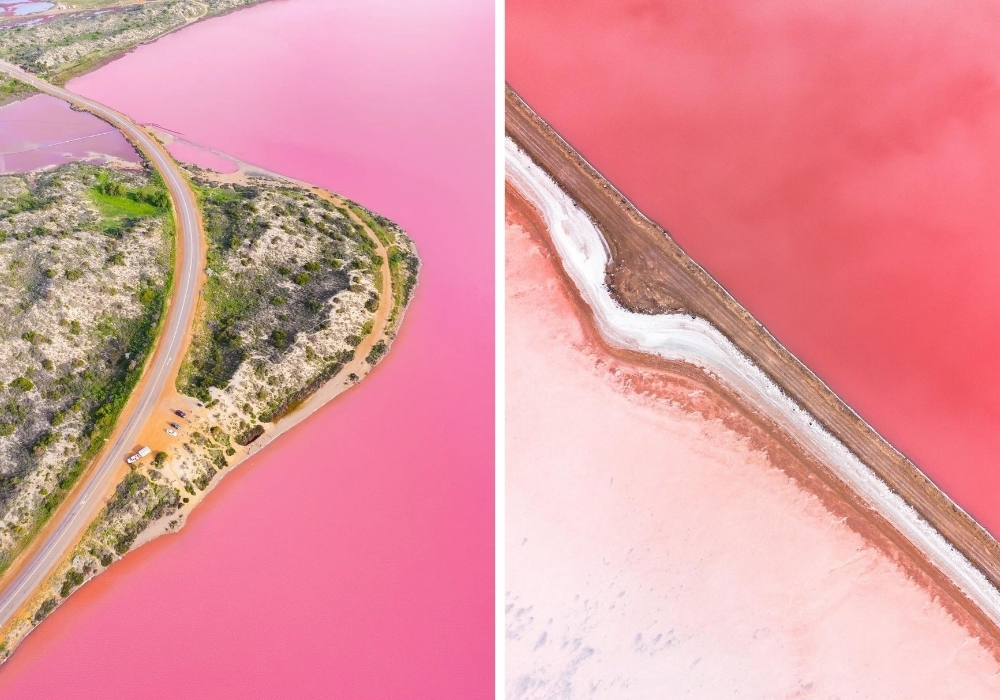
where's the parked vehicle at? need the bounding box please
[174,410,187,418]
[126,446,151,464]
[165,428,178,437]
[169,422,181,430]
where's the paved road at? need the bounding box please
[0,61,204,626]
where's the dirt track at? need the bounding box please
[506,85,1000,645]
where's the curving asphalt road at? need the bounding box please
[0,61,204,627]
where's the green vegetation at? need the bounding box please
[193,466,217,491]
[88,172,170,236]
[257,348,357,424]
[366,340,387,365]
[174,171,421,439]
[0,162,174,576]
[177,181,355,405]
[176,184,265,402]
[100,469,179,554]
[9,377,33,393]
[348,203,420,328]
[0,77,33,104]
[32,597,57,624]
[235,424,264,446]
[59,569,84,598]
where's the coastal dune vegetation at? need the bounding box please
[176,169,418,457]
[0,164,419,657]
[0,0,267,84]
[0,161,172,576]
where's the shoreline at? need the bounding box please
[133,160,415,549]
[0,146,418,661]
[505,89,1000,648]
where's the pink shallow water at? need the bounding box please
[0,2,53,17]
[0,0,493,697]
[0,93,138,173]
[164,140,238,174]
[508,1,1000,535]
[505,205,1000,696]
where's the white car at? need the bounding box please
[165,428,178,436]
[126,453,140,464]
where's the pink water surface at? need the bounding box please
[508,0,1000,536]
[0,2,54,17]
[505,200,1000,697]
[0,93,138,173]
[164,139,238,174]
[0,0,493,697]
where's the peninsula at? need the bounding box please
[0,5,418,662]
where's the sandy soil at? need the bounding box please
[505,85,1000,640]
[506,190,1000,697]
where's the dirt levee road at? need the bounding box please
[505,84,1000,642]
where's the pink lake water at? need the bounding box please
[0,93,138,173]
[505,196,1000,697]
[508,0,1000,537]
[164,139,238,174]
[0,0,494,697]
[0,1,53,17]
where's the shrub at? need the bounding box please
[269,329,288,349]
[60,569,85,598]
[95,176,125,197]
[64,269,83,281]
[10,377,33,392]
[366,340,387,365]
[33,431,57,454]
[235,424,264,446]
[33,598,58,624]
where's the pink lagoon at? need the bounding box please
[0,0,494,697]
[0,93,139,173]
[508,0,1000,538]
